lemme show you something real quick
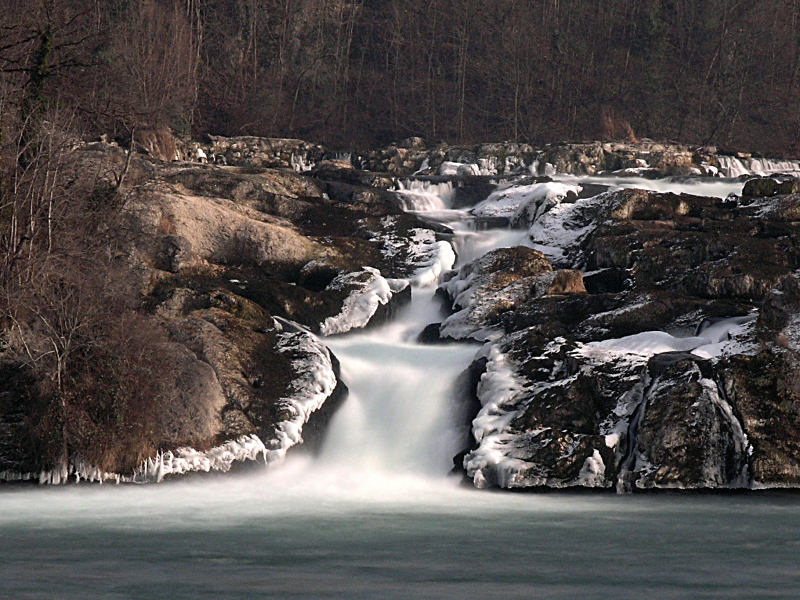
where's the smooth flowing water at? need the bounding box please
[3,177,800,599]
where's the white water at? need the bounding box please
[321,295,477,477]
[552,173,745,199]
[717,155,800,178]
[4,172,800,598]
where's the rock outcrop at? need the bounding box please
[449,177,800,491]
[3,133,800,491]
[0,140,451,484]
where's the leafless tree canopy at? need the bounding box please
[0,0,799,153]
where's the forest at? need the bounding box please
[1,0,799,154]
[1,0,800,470]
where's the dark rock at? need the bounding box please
[156,235,192,273]
[417,322,445,344]
[742,176,778,197]
[758,275,800,335]
[583,267,631,294]
[636,359,748,488]
[742,176,800,197]
[721,350,800,485]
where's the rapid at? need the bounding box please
[3,174,800,599]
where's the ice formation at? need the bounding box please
[319,267,405,336]
[471,181,582,225]
[463,343,532,488]
[133,434,268,483]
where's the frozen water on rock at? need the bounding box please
[319,267,399,336]
[552,173,745,199]
[8,153,800,600]
[471,181,582,224]
[0,153,772,494]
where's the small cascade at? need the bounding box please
[615,376,652,494]
[394,178,456,211]
[290,152,315,172]
[717,155,800,177]
[322,151,352,166]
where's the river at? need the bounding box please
[2,174,799,599]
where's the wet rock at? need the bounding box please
[721,350,800,486]
[438,247,553,341]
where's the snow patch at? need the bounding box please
[526,194,602,264]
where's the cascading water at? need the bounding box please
[4,172,800,600]
[320,295,477,477]
[270,181,526,493]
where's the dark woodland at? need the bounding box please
[1,0,800,153]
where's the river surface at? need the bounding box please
[3,174,799,599]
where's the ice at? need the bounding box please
[700,377,751,487]
[410,239,456,287]
[576,450,606,487]
[290,152,314,172]
[133,434,268,483]
[690,322,758,359]
[319,267,398,336]
[582,331,712,358]
[527,200,596,264]
[552,173,744,199]
[471,181,581,225]
[463,344,533,488]
[438,161,496,177]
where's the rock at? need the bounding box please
[438,247,553,341]
[634,357,748,489]
[721,350,800,485]
[758,275,800,336]
[742,176,800,197]
[1,138,455,483]
[547,269,586,294]
[417,322,445,344]
[450,174,800,491]
[133,126,181,162]
[156,235,193,273]
[742,176,778,197]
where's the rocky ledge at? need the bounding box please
[0,140,452,484]
[441,175,800,491]
[180,134,800,180]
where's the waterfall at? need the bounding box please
[394,179,456,211]
[717,155,800,177]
